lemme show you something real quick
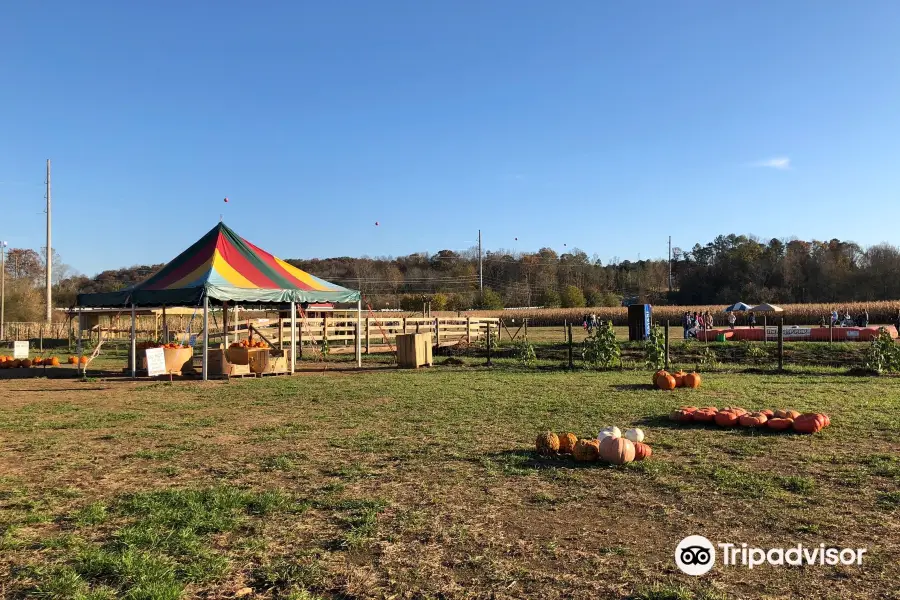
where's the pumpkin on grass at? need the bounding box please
[774,409,800,419]
[767,417,794,431]
[683,372,702,388]
[670,409,694,423]
[49,356,60,366]
[793,413,828,434]
[67,356,77,365]
[738,412,768,427]
[714,411,739,427]
[535,431,560,456]
[599,437,635,465]
[32,357,42,366]
[557,432,578,454]
[633,442,653,461]
[673,370,687,387]
[624,428,644,443]
[692,408,718,423]
[653,370,669,387]
[572,439,600,462]
[597,426,621,442]
[759,409,775,418]
[657,373,677,390]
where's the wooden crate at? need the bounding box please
[249,349,289,374]
[208,348,252,377]
[396,333,433,368]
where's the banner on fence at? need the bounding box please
[145,348,166,377]
[765,326,811,339]
[13,341,29,359]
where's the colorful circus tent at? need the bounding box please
[76,223,362,378]
[77,222,359,307]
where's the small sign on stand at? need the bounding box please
[145,347,167,377]
[13,341,29,360]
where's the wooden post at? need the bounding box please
[201,297,209,381]
[322,315,328,352]
[664,320,670,370]
[356,299,362,368]
[568,322,574,369]
[829,320,833,344]
[39,325,43,353]
[162,304,167,344]
[564,320,567,342]
[365,317,370,354]
[763,315,768,344]
[524,318,528,339]
[222,302,229,347]
[289,301,297,372]
[76,309,83,376]
[435,318,440,345]
[402,317,407,334]
[466,317,471,345]
[778,319,784,371]
[277,313,283,350]
[130,303,137,379]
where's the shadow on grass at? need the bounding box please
[612,383,658,391]
[480,449,625,472]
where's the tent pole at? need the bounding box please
[76,308,83,376]
[356,299,362,368]
[290,301,297,372]
[130,304,136,379]
[222,301,229,347]
[202,295,209,381]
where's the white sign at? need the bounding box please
[846,330,859,338]
[145,347,167,377]
[13,341,29,359]
[765,326,811,338]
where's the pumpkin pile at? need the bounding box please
[653,369,701,390]
[0,356,61,368]
[669,406,831,434]
[229,339,268,349]
[535,427,653,465]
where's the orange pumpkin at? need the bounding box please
[557,432,578,454]
[633,441,652,460]
[67,356,77,364]
[793,413,828,434]
[682,372,701,388]
[670,408,695,423]
[774,409,800,419]
[653,369,669,387]
[572,439,600,462]
[49,356,60,366]
[33,357,43,366]
[599,436,635,465]
[657,374,677,390]
[692,408,718,423]
[767,417,793,431]
[759,409,774,418]
[535,431,560,456]
[714,411,739,427]
[738,412,768,427]
[673,370,688,387]
[79,356,88,364]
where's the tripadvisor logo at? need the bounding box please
[675,536,867,575]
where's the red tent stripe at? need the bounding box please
[215,235,280,288]
[241,239,317,290]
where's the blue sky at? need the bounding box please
[2,1,898,276]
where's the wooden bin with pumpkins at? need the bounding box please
[129,342,195,375]
[226,339,289,375]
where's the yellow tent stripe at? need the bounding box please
[275,257,333,290]
[167,258,214,290]
[212,249,258,288]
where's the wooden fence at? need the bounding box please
[1,316,500,356]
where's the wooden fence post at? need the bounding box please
[365,318,370,354]
[567,323,574,369]
[322,316,328,351]
[778,319,784,371]
[466,317,471,345]
[435,318,440,345]
[403,318,407,334]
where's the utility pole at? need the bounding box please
[45,159,52,324]
[0,241,6,341]
[478,229,483,302]
[668,235,672,293]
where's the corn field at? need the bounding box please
[462,301,900,327]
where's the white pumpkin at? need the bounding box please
[624,428,645,443]
[597,426,622,442]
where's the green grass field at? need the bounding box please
[1,365,898,599]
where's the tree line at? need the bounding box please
[3,233,899,321]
